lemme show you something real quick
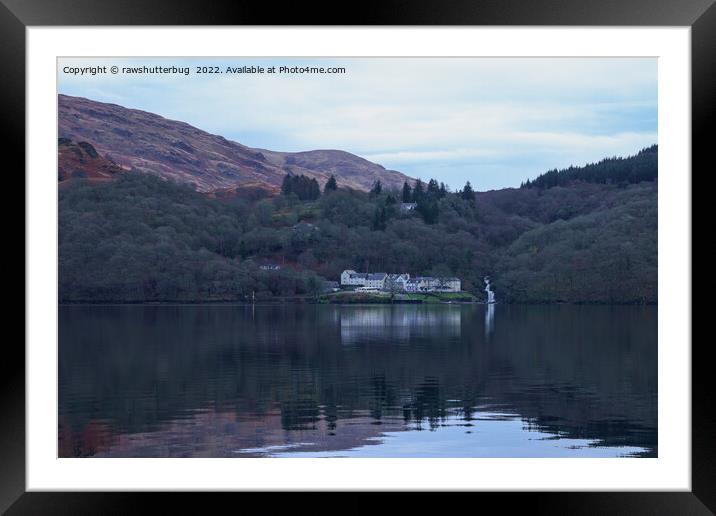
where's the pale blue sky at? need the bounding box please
[58,57,657,191]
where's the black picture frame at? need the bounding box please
[3,0,710,512]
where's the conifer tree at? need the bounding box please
[402,181,412,203]
[324,175,338,193]
[413,179,424,200]
[370,180,383,196]
[461,181,475,201]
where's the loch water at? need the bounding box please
[59,304,657,458]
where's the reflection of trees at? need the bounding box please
[280,399,320,431]
[403,377,445,430]
[59,304,657,455]
[368,375,398,422]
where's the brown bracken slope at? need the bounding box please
[58,138,126,183]
[58,94,414,193]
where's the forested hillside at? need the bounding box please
[495,184,657,303]
[522,145,657,189]
[59,143,657,304]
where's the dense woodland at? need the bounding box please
[522,145,657,189]
[59,146,657,303]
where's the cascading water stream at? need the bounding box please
[484,276,495,338]
[484,276,496,304]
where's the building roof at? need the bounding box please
[366,273,387,280]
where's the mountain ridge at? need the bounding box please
[58,94,414,192]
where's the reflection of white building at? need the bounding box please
[340,306,462,344]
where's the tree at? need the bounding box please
[281,174,321,201]
[461,181,475,201]
[324,175,338,193]
[522,145,657,190]
[402,181,412,203]
[370,180,382,196]
[281,174,292,196]
[416,198,439,224]
[413,179,424,200]
[427,179,440,197]
[58,148,658,304]
[372,206,388,231]
[254,199,274,225]
[308,178,321,200]
[306,275,324,300]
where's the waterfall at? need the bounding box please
[484,276,496,304]
[484,276,495,338]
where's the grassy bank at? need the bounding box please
[319,291,477,304]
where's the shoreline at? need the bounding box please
[58,299,657,307]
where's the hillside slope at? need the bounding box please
[58,138,126,183]
[58,94,413,192]
[493,183,657,303]
[58,172,657,304]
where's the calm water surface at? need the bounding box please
[59,304,657,457]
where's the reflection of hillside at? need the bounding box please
[339,306,461,345]
[60,408,408,458]
[59,304,657,457]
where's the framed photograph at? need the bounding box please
[6,0,711,511]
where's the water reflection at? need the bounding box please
[485,303,495,339]
[59,304,657,457]
[340,305,461,345]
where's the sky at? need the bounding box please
[58,57,657,191]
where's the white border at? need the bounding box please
[27,27,691,491]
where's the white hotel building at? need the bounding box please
[340,270,460,293]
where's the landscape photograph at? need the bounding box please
[57,57,657,458]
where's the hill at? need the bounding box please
[58,153,657,304]
[58,94,413,192]
[58,138,126,183]
[522,145,657,189]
